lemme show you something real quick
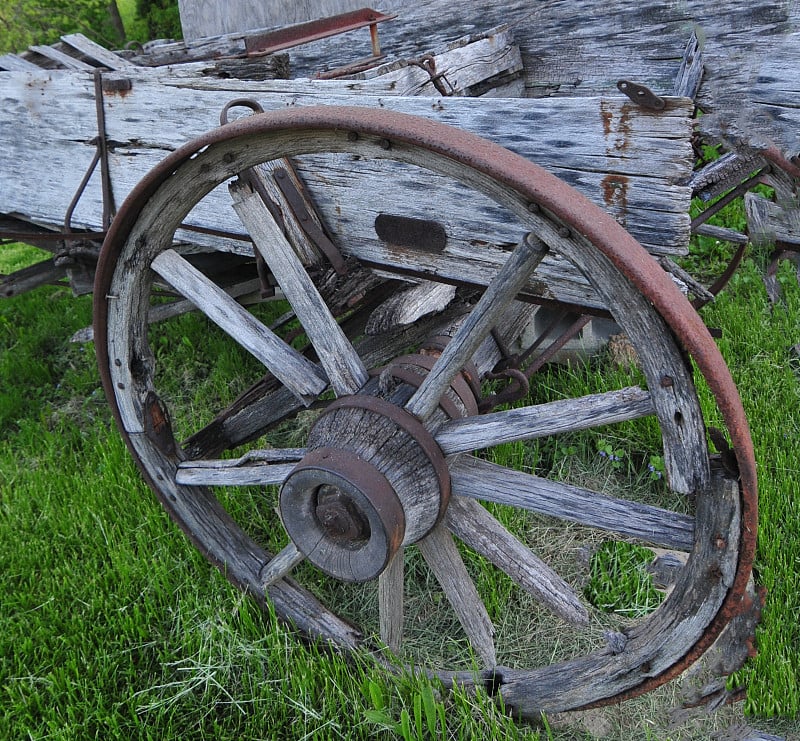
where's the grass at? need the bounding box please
[1,238,799,740]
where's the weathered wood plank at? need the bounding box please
[348,27,522,97]
[702,31,800,160]
[0,71,694,264]
[177,0,368,40]
[28,45,96,71]
[673,32,704,99]
[450,455,696,551]
[366,281,456,335]
[151,248,329,402]
[417,524,496,668]
[435,386,655,455]
[0,53,42,71]
[688,151,767,202]
[405,235,548,421]
[273,0,798,160]
[60,33,138,70]
[445,496,589,626]
[745,192,800,247]
[378,550,404,653]
[230,179,369,395]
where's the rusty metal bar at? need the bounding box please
[245,8,396,57]
[690,168,767,232]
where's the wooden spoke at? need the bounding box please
[450,456,695,551]
[435,386,655,455]
[405,234,548,421]
[378,549,404,654]
[230,179,369,396]
[445,496,589,626]
[151,249,328,404]
[182,304,473,461]
[183,379,303,461]
[148,277,262,325]
[260,542,305,588]
[175,448,305,486]
[417,525,496,668]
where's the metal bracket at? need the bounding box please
[245,8,396,58]
[271,167,348,275]
[617,80,665,110]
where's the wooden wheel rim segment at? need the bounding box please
[94,105,757,715]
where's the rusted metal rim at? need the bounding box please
[94,104,757,710]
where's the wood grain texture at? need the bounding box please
[378,550,404,654]
[445,496,589,626]
[435,386,655,455]
[176,460,296,486]
[745,192,800,247]
[151,249,328,402]
[230,179,369,395]
[450,455,696,551]
[0,71,693,267]
[177,0,368,39]
[60,33,138,69]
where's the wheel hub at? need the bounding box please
[279,395,452,582]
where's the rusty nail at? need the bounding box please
[660,376,674,388]
[379,138,392,150]
[558,226,571,239]
[347,131,359,142]
[715,536,727,550]
[527,202,540,213]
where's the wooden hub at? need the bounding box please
[279,396,451,582]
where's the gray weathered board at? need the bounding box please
[177,0,368,40]
[0,67,693,308]
[223,0,796,158]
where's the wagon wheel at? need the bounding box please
[94,106,757,716]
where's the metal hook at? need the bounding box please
[220,98,265,126]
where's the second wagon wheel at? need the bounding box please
[94,106,757,716]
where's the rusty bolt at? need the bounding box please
[660,376,674,388]
[314,485,370,544]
